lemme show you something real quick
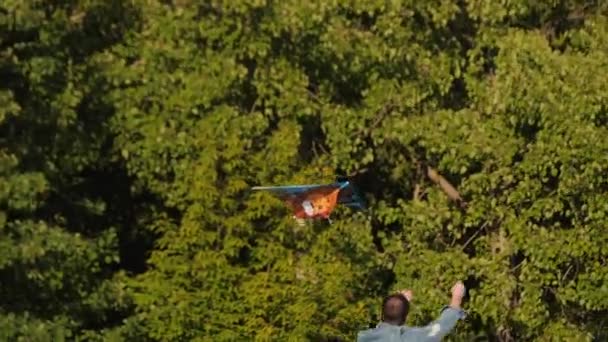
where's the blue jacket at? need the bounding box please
[356,307,465,342]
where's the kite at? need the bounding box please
[251,177,366,224]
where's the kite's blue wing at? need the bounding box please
[253,180,365,209]
[251,184,326,200]
[337,182,366,209]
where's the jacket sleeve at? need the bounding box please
[405,306,466,341]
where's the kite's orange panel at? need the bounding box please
[287,187,341,219]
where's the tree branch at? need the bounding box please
[426,166,466,207]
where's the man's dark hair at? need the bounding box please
[381,293,410,325]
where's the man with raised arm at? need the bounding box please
[357,281,466,341]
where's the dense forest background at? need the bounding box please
[2,0,608,341]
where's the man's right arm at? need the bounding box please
[405,281,466,341]
[411,306,465,341]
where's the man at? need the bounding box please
[357,281,466,341]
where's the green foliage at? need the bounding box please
[2,0,608,341]
[0,0,140,340]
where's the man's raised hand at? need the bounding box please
[399,289,413,302]
[450,281,465,309]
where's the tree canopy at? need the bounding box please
[1,0,608,341]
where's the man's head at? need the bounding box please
[381,293,410,326]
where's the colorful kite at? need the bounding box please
[252,177,365,224]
